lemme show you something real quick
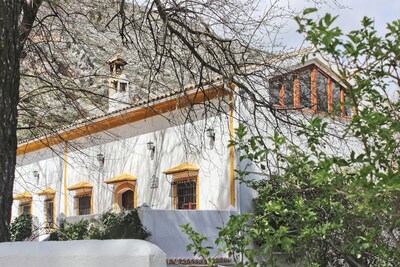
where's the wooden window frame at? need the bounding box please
[74,190,93,216]
[44,197,55,230]
[37,188,56,230]
[293,74,301,109]
[19,201,32,216]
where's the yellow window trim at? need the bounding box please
[15,193,33,216]
[13,192,32,201]
[37,188,56,196]
[104,173,137,184]
[67,181,93,191]
[70,181,94,216]
[163,163,199,175]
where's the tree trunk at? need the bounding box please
[0,0,21,242]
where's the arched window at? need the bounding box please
[104,173,137,211]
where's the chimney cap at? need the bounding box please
[107,54,128,66]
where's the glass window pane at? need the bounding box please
[46,200,54,228]
[343,93,352,116]
[299,71,312,108]
[316,72,328,112]
[78,195,91,215]
[269,80,281,105]
[176,180,196,210]
[21,204,31,215]
[120,82,127,92]
[283,75,294,107]
[332,83,341,115]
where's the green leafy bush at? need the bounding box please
[49,209,150,241]
[10,214,32,241]
[49,219,90,241]
[99,209,150,239]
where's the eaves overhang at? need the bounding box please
[16,81,233,156]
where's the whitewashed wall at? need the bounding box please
[13,97,234,226]
[13,146,65,233]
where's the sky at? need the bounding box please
[281,0,400,47]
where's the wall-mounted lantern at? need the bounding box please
[206,128,215,149]
[147,141,155,160]
[33,170,39,185]
[97,153,105,170]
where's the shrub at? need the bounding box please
[49,209,150,241]
[10,214,32,241]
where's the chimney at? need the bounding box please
[107,55,131,112]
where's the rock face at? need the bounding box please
[0,239,167,267]
[17,1,269,141]
[18,1,191,141]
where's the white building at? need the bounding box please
[12,55,351,263]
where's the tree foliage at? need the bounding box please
[184,12,400,267]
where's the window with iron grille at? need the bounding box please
[175,179,196,210]
[45,199,54,228]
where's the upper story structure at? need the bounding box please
[269,58,354,118]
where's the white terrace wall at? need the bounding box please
[139,208,237,259]
[0,240,166,267]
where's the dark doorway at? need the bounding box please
[121,190,134,209]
